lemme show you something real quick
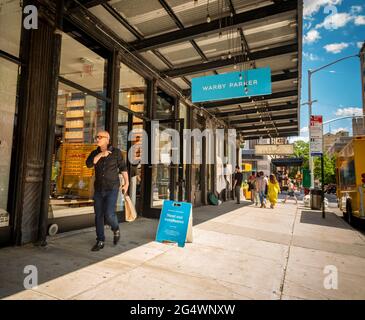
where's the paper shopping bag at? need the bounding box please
[124,194,137,222]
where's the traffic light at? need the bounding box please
[362,173,365,187]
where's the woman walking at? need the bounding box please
[268,174,280,209]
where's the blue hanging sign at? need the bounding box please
[192,67,272,103]
[156,201,193,248]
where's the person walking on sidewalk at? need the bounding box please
[86,131,129,252]
[282,179,298,205]
[249,172,259,206]
[257,171,268,208]
[233,166,243,204]
[268,174,280,209]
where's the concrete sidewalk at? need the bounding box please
[1,200,365,300]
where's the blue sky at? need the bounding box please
[294,0,365,141]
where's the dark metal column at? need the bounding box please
[14,0,62,245]
[38,0,64,245]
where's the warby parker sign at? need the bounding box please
[192,68,272,103]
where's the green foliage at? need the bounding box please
[293,140,309,170]
[314,154,337,185]
[288,140,309,179]
[289,140,336,184]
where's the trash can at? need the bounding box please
[310,189,323,210]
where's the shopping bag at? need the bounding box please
[124,194,137,222]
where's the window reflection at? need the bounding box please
[49,83,106,219]
[60,33,107,96]
[119,63,146,114]
[0,58,18,227]
[0,1,22,57]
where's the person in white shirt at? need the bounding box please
[283,180,298,205]
[256,171,268,208]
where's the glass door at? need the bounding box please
[151,121,174,209]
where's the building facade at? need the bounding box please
[0,0,242,246]
[0,0,302,246]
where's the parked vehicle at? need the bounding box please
[336,136,365,224]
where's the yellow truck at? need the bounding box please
[336,136,365,224]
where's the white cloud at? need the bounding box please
[303,0,342,19]
[357,41,364,49]
[323,42,349,53]
[304,29,321,44]
[351,5,363,14]
[289,136,309,143]
[303,51,320,61]
[354,15,365,25]
[331,127,349,134]
[301,127,309,134]
[335,107,363,117]
[316,12,353,29]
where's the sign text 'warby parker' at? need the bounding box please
[192,67,272,103]
[202,79,259,91]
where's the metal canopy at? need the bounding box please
[79,0,302,140]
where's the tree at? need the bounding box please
[314,153,337,185]
[292,140,309,170]
[288,140,336,185]
[288,140,309,179]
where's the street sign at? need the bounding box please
[191,68,272,103]
[310,115,323,156]
[255,144,294,155]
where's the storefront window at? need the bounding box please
[49,82,106,220]
[0,1,22,57]
[0,58,18,227]
[192,110,204,192]
[155,89,174,119]
[179,102,188,201]
[119,63,146,114]
[151,123,172,208]
[118,109,129,158]
[130,118,144,213]
[59,33,107,96]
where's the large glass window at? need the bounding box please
[119,63,147,115]
[59,33,107,95]
[0,1,22,57]
[0,58,18,228]
[151,123,173,209]
[49,83,106,220]
[192,109,204,193]
[49,33,108,222]
[155,89,175,119]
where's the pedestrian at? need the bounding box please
[283,179,298,205]
[257,171,268,208]
[268,174,280,209]
[86,131,129,252]
[248,171,256,203]
[233,165,244,204]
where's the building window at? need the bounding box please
[49,82,106,220]
[119,63,147,115]
[59,33,107,96]
[49,32,108,222]
[155,89,174,119]
[0,58,18,228]
[0,1,22,57]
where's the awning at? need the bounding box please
[272,157,303,167]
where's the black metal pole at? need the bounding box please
[321,155,325,219]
